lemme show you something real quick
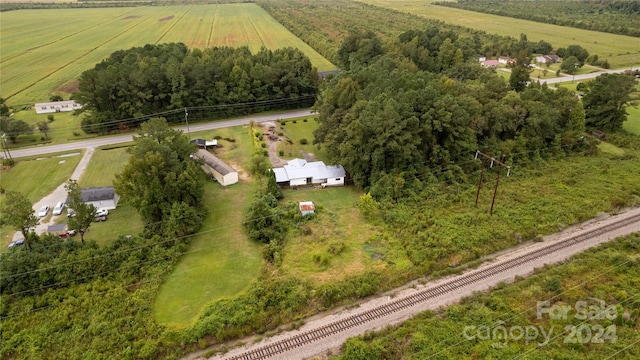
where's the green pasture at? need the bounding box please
[154,125,262,328]
[280,186,390,284]
[0,3,335,109]
[358,0,640,69]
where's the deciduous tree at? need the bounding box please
[4,191,39,250]
[36,121,50,139]
[65,179,96,244]
[0,117,33,143]
[582,73,636,132]
[114,118,204,237]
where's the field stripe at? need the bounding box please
[155,5,194,45]
[245,4,267,49]
[207,4,219,48]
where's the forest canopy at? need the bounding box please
[314,29,590,200]
[72,43,319,133]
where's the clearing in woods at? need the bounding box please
[0,3,335,108]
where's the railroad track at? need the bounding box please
[227,212,640,360]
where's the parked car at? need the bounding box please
[96,208,109,217]
[67,208,76,218]
[58,230,76,238]
[94,214,107,222]
[53,202,65,216]
[38,205,50,217]
[8,238,25,248]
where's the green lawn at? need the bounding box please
[0,152,82,203]
[80,202,143,247]
[154,125,262,328]
[7,110,93,148]
[276,117,331,162]
[78,146,131,188]
[624,104,640,135]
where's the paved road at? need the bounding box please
[535,66,639,84]
[9,109,314,158]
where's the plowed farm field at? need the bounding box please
[0,3,335,108]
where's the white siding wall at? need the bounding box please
[290,178,307,186]
[326,177,344,186]
[222,172,239,186]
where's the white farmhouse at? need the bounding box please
[272,158,345,187]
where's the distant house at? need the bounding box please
[190,138,218,149]
[272,158,345,187]
[192,149,238,186]
[72,186,120,210]
[481,60,500,68]
[498,56,515,65]
[35,100,82,114]
[299,201,315,216]
[535,55,560,64]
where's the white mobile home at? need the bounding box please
[193,149,238,186]
[35,100,82,114]
[272,158,345,187]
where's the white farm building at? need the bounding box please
[272,158,345,188]
[35,100,82,114]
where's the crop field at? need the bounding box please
[357,0,640,69]
[0,3,335,108]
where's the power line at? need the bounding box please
[474,149,511,216]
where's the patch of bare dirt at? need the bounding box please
[53,79,79,94]
[159,15,174,22]
[261,121,288,167]
[226,159,250,181]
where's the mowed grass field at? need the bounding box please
[0,3,335,108]
[154,125,262,328]
[357,0,640,69]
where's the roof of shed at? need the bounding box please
[80,186,116,202]
[193,149,236,176]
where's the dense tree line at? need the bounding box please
[314,30,589,200]
[73,43,319,133]
[434,0,640,37]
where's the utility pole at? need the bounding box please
[490,154,506,216]
[1,134,13,164]
[184,107,190,140]
[474,147,488,206]
[474,150,510,216]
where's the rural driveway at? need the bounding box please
[9,109,315,159]
[11,147,96,243]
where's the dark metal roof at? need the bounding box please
[80,186,116,202]
[193,149,236,176]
